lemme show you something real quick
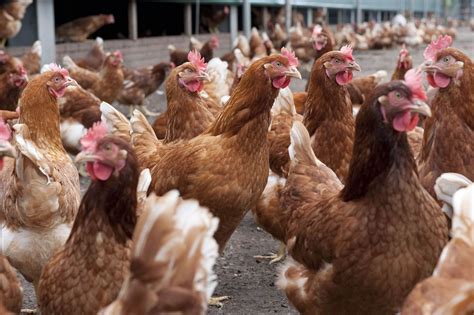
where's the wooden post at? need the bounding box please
[285,0,292,32]
[128,0,138,40]
[36,0,55,64]
[306,7,313,26]
[184,3,192,35]
[230,5,238,46]
[356,0,362,24]
[243,0,251,39]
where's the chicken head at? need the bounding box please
[75,121,127,181]
[378,69,431,132]
[323,45,361,85]
[176,50,211,93]
[263,47,302,89]
[42,63,77,98]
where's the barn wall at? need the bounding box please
[5,33,232,69]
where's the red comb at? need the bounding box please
[423,35,452,62]
[281,47,298,67]
[404,68,427,101]
[312,25,322,37]
[47,63,69,77]
[340,45,354,61]
[113,50,123,59]
[187,50,207,72]
[80,121,108,152]
[0,119,11,141]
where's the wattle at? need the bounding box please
[272,76,291,89]
[185,79,203,93]
[433,72,451,88]
[393,111,419,132]
[335,71,353,86]
[86,161,114,181]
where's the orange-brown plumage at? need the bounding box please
[65,51,124,103]
[38,136,138,315]
[56,14,115,43]
[75,37,106,71]
[0,57,27,111]
[105,52,301,252]
[0,67,80,288]
[419,47,474,197]
[303,50,357,183]
[0,256,22,314]
[152,60,217,143]
[278,82,448,314]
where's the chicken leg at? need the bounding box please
[254,242,286,264]
[208,295,230,308]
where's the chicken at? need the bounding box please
[118,62,171,117]
[75,37,106,71]
[0,65,80,289]
[102,48,302,253]
[200,5,229,33]
[100,190,219,314]
[199,36,219,62]
[63,50,124,103]
[278,75,448,314]
[56,14,115,43]
[310,24,334,63]
[402,173,474,314]
[151,51,216,142]
[38,124,138,315]
[168,45,189,68]
[419,35,474,197]
[304,46,360,182]
[249,27,267,60]
[0,0,32,46]
[59,84,102,153]
[0,51,20,75]
[20,40,41,75]
[0,59,27,111]
[202,57,231,106]
[292,91,307,115]
[0,255,22,314]
[391,44,413,81]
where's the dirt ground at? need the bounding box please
[19,28,473,314]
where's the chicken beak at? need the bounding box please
[74,151,98,165]
[198,71,211,82]
[65,77,78,88]
[407,99,432,117]
[284,67,302,80]
[346,61,361,72]
[0,140,16,159]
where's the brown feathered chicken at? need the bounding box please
[56,14,115,43]
[0,59,27,111]
[75,37,106,71]
[199,36,219,62]
[419,35,474,197]
[20,40,41,76]
[346,69,387,106]
[152,51,216,142]
[0,65,80,289]
[391,44,413,81]
[0,255,22,314]
[304,46,360,182]
[170,36,220,67]
[403,173,474,314]
[200,5,229,33]
[38,125,138,315]
[278,76,448,314]
[102,48,302,254]
[118,62,172,117]
[100,190,219,315]
[249,27,267,60]
[0,0,32,46]
[59,84,102,153]
[63,50,124,103]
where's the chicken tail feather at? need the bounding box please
[101,190,219,314]
[289,121,320,167]
[450,181,474,245]
[100,102,131,142]
[435,173,472,219]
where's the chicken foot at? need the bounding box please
[208,295,230,308]
[254,242,286,264]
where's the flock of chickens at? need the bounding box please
[0,13,472,315]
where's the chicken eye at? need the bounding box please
[443,56,451,63]
[275,61,282,67]
[104,144,112,151]
[54,76,61,83]
[334,59,341,64]
[395,92,402,99]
